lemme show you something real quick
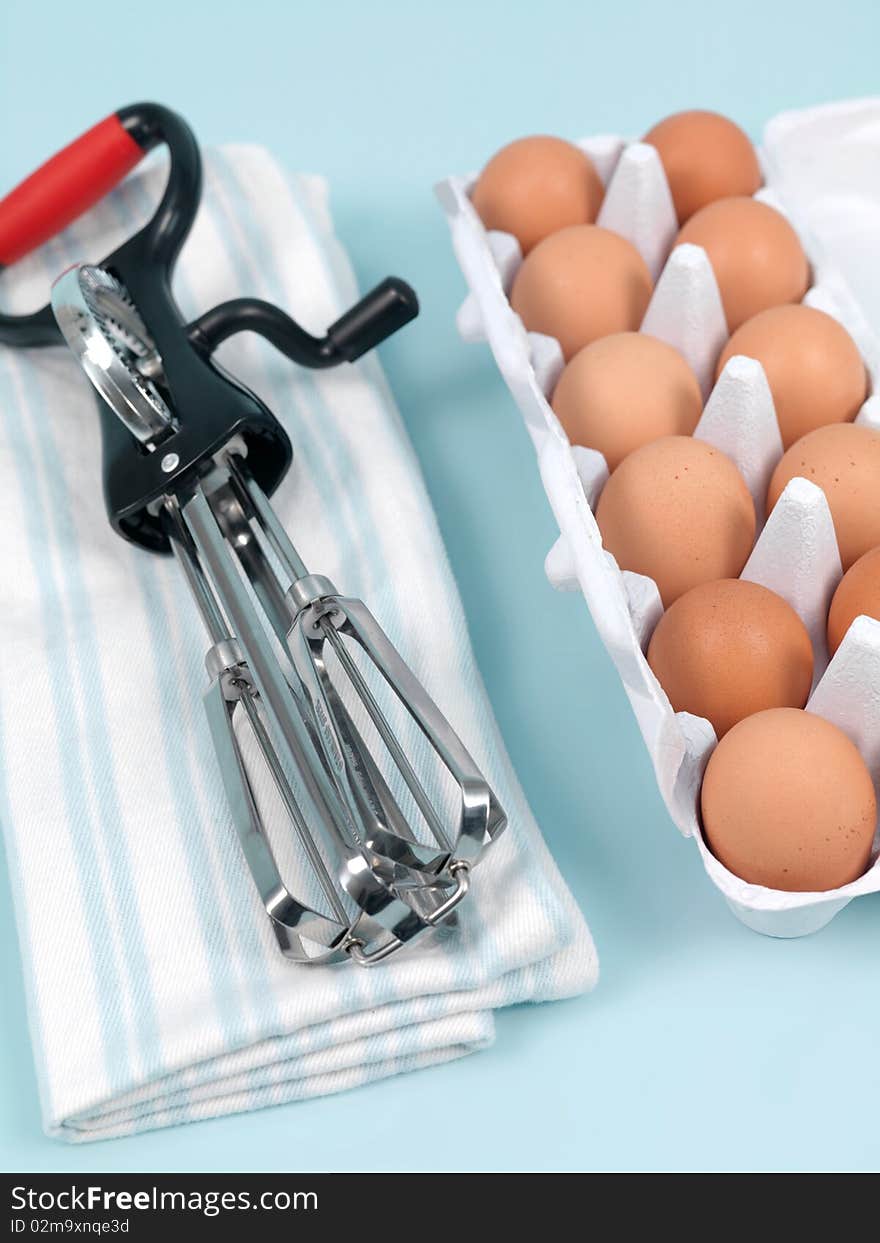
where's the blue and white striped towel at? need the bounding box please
[0,146,597,1141]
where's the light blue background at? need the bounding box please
[2,0,879,1173]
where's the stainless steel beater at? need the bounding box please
[0,102,506,965]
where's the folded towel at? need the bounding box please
[0,144,597,1141]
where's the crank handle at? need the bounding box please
[187,278,419,369]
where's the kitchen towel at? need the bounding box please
[0,144,597,1141]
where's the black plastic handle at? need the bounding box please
[0,102,200,348]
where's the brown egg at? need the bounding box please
[647,579,813,738]
[643,110,763,224]
[510,225,653,360]
[676,197,810,332]
[595,435,756,606]
[471,136,604,256]
[701,708,875,891]
[767,423,880,570]
[827,546,880,655]
[551,332,702,470]
[717,305,867,448]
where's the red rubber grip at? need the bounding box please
[0,115,144,266]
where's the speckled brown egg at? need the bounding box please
[643,110,763,224]
[717,304,867,448]
[767,423,880,570]
[676,197,810,332]
[827,546,880,655]
[509,225,653,360]
[647,578,813,738]
[595,435,756,606]
[551,332,702,470]
[471,136,604,255]
[701,708,876,891]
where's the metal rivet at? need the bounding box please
[161,452,179,473]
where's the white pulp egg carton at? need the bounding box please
[436,98,880,937]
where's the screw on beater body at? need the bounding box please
[1,101,506,969]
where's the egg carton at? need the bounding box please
[435,99,880,937]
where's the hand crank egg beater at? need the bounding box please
[0,103,506,965]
